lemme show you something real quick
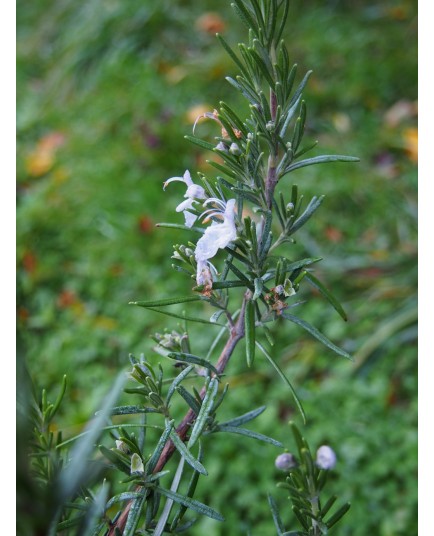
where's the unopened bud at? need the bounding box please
[130,453,145,474]
[275,452,297,471]
[215,141,228,152]
[316,445,337,470]
[266,121,275,131]
[229,142,242,155]
[115,439,130,454]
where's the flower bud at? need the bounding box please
[275,452,297,471]
[215,141,228,152]
[266,121,275,131]
[316,445,337,470]
[130,453,145,474]
[115,440,130,454]
[229,142,242,155]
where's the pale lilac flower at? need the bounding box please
[163,170,206,227]
[275,452,297,471]
[316,445,337,470]
[195,198,237,286]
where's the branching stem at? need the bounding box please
[107,295,249,535]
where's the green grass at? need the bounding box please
[17,0,417,534]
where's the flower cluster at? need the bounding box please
[164,170,238,290]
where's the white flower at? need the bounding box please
[316,445,337,470]
[195,198,237,286]
[163,170,206,227]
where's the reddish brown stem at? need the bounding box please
[107,297,248,535]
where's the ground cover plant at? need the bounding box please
[17,0,417,534]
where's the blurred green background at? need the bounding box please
[17,0,417,534]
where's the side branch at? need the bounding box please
[108,295,249,535]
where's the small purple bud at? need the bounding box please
[229,142,242,155]
[316,445,337,470]
[215,141,228,152]
[275,452,297,471]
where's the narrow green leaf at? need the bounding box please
[130,296,202,308]
[155,222,205,234]
[282,313,352,359]
[169,429,208,475]
[123,492,147,536]
[176,386,202,415]
[219,405,266,428]
[268,493,286,535]
[171,442,205,530]
[245,300,256,367]
[146,307,224,326]
[285,257,322,274]
[210,310,226,323]
[184,135,216,151]
[219,101,248,136]
[167,352,219,375]
[57,515,86,530]
[155,486,224,522]
[224,259,253,285]
[232,0,260,38]
[286,70,313,111]
[207,158,238,179]
[147,420,175,473]
[166,365,195,405]
[265,0,278,43]
[293,139,318,159]
[215,425,283,447]
[285,154,360,174]
[256,341,306,423]
[231,187,262,205]
[289,196,325,235]
[321,495,337,517]
[275,0,290,43]
[47,374,67,421]
[202,279,247,290]
[305,273,347,321]
[325,502,351,528]
[98,445,130,474]
[279,95,301,138]
[226,76,260,106]
[107,405,160,416]
[249,48,276,88]
[105,492,144,512]
[188,378,219,448]
[292,506,310,531]
[216,34,249,78]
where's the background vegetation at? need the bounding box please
[17,0,417,534]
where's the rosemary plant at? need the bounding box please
[24,1,359,534]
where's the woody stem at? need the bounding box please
[107,296,248,535]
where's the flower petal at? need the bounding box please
[184,210,198,228]
[185,183,206,199]
[176,198,195,213]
